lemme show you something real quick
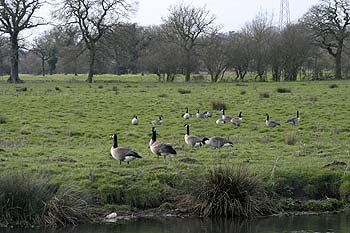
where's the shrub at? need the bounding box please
[42,188,93,226]
[212,101,227,110]
[277,87,291,93]
[260,92,270,98]
[191,166,273,217]
[178,89,191,94]
[0,174,55,226]
[329,84,338,88]
[0,174,93,227]
[285,131,297,145]
[0,115,7,124]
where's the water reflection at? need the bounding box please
[1,212,349,233]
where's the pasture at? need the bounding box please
[0,74,349,211]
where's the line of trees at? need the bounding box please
[1,0,350,83]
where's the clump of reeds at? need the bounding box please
[285,131,297,145]
[260,92,270,98]
[212,101,227,110]
[191,166,273,218]
[0,174,93,227]
[178,89,191,94]
[277,87,291,93]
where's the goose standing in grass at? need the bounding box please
[196,109,205,118]
[131,115,138,125]
[149,127,177,158]
[202,136,233,148]
[152,115,163,125]
[182,107,191,119]
[286,111,300,125]
[230,112,243,126]
[221,109,232,122]
[265,114,280,127]
[110,133,142,165]
[184,124,205,147]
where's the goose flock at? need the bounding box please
[110,108,300,165]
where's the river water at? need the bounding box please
[1,212,349,233]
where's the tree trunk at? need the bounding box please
[335,45,342,79]
[7,33,22,83]
[86,46,96,83]
[184,50,191,82]
[42,58,45,77]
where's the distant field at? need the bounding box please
[0,74,349,210]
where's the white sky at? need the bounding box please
[28,0,319,40]
[133,0,320,31]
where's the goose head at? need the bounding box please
[111,133,118,148]
[202,137,209,144]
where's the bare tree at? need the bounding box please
[163,3,216,82]
[244,13,273,81]
[226,32,252,81]
[281,23,312,81]
[0,0,44,83]
[138,26,183,82]
[268,28,283,81]
[200,33,228,82]
[55,0,134,83]
[32,37,49,76]
[303,0,350,79]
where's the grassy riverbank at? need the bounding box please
[0,74,349,225]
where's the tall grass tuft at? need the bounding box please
[0,174,55,226]
[178,89,191,94]
[0,174,93,227]
[212,101,227,110]
[285,131,297,145]
[277,87,291,93]
[42,188,93,226]
[0,115,7,124]
[260,92,270,98]
[191,166,273,218]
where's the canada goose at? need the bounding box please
[184,124,204,147]
[202,136,233,148]
[204,111,213,117]
[149,127,176,158]
[182,107,191,119]
[221,109,232,122]
[131,115,138,125]
[286,111,300,125]
[196,109,205,118]
[110,133,142,165]
[266,114,280,127]
[216,118,225,124]
[152,115,163,125]
[230,112,243,126]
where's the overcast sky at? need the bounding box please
[31,0,320,39]
[133,0,320,31]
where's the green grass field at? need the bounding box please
[0,74,349,211]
